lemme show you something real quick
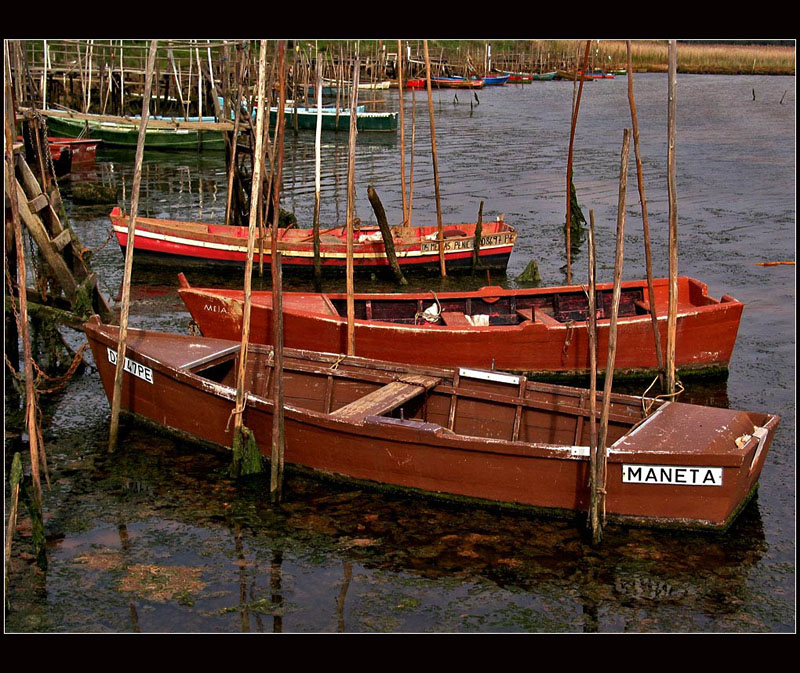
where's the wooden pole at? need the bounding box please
[423,40,446,277]
[471,200,484,272]
[5,51,43,511]
[397,40,408,224]
[108,40,158,452]
[224,44,247,227]
[368,185,407,285]
[345,54,359,355]
[313,42,323,288]
[594,128,631,543]
[565,40,591,285]
[586,209,599,541]
[234,38,268,429]
[270,40,288,503]
[626,40,665,386]
[666,40,679,395]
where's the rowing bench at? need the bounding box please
[329,374,441,421]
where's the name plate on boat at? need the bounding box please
[621,464,722,486]
[420,232,516,253]
[106,347,154,384]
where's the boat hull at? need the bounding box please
[42,113,226,150]
[84,317,778,530]
[110,208,517,275]
[179,277,744,379]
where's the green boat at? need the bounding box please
[40,110,231,151]
[272,105,398,132]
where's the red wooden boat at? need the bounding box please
[18,136,100,176]
[109,207,517,275]
[84,316,778,530]
[178,275,744,380]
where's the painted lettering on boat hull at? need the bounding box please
[106,347,154,384]
[621,464,723,486]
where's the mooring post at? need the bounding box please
[5,52,44,511]
[423,40,446,277]
[368,185,407,286]
[666,40,679,395]
[108,40,158,452]
[231,40,268,481]
[270,40,288,502]
[472,200,484,272]
[626,40,666,388]
[345,54,360,356]
[593,128,631,545]
[564,40,591,285]
[313,43,323,289]
[587,209,599,541]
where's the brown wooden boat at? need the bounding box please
[178,275,744,380]
[84,316,778,530]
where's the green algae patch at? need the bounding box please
[118,564,205,603]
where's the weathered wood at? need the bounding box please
[593,128,631,545]
[423,40,446,277]
[108,40,158,452]
[330,377,439,421]
[345,57,359,356]
[626,40,665,386]
[270,41,288,501]
[367,185,407,286]
[666,41,679,395]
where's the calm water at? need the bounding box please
[5,73,795,633]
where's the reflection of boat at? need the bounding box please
[271,105,398,132]
[38,108,231,151]
[178,276,745,380]
[109,207,517,275]
[84,315,779,531]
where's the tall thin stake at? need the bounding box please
[108,40,158,452]
[345,54,359,355]
[423,40,446,277]
[594,128,631,544]
[270,41,288,502]
[626,40,665,386]
[5,48,43,510]
[232,40,267,455]
[565,40,591,285]
[313,43,323,288]
[666,40,679,395]
[397,40,408,224]
[587,209,598,538]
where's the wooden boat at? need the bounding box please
[271,105,398,132]
[178,276,744,380]
[38,108,232,151]
[84,315,779,531]
[430,76,485,89]
[482,72,511,85]
[555,70,595,82]
[577,69,615,79]
[109,207,517,275]
[531,71,558,81]
[19,135,101,176]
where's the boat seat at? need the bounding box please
[440,312,472,326]
[330,374,441,421]
[516,308,534,322]
[532,308,561,325]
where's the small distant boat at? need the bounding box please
[109,207,517,275]
[38,108,232,151]
[531,71,558,81]
[577,69,615,79]
[481,72,511,86]
[430,76,485,89]
[272,105,398,132]
[178,276,745,380]
[503,71,534,83]
[84,316,779,531]
[19,136,101,176]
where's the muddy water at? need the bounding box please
[5,73,795,633]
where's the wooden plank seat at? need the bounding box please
[439,311,472,326]
[330,374,441,421]
[532,308,562,325]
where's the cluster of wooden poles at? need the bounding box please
[579,40,682,543]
